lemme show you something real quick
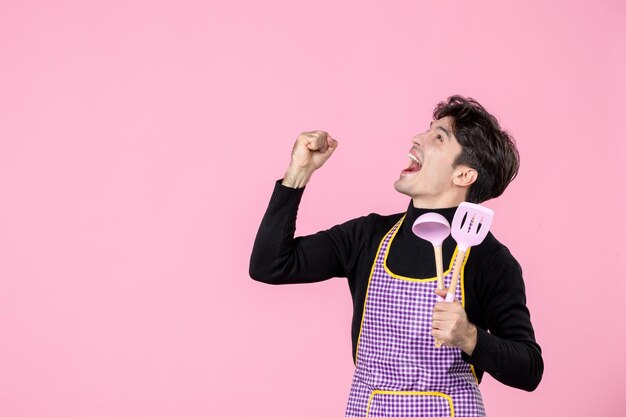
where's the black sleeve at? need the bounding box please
[463,248,544,391]
[249,181,357,284]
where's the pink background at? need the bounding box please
[1,0,625,416]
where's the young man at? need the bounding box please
[249,96,543,416]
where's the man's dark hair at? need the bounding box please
[433,95,520,204]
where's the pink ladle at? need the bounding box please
[412,213,451,293]
[413,213,452,348]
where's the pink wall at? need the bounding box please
[1,1,624,416]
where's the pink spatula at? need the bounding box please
[432,202,494,348]
[446,202,494,302]
[412,213,451,294]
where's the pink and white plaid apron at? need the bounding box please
[345,218,486,417]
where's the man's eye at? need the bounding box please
[437,135,443,142]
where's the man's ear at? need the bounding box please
[452,165,478,188]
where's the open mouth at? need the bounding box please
[402,153,422,174]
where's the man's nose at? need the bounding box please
[411,134,424,146]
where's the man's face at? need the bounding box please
[394,116,466,206]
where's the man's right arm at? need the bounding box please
[249,130,344,284]
[249,180,350,284]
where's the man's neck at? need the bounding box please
[411,194,466,209]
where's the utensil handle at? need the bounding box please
[446,249,466,301]
[434,250,466,348]
[434,245,444,290]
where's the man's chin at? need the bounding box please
[393,178,411,197]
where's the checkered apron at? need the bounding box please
[345,218,485,417]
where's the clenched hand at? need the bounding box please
[282,130,338,188]
[432,288,478,355]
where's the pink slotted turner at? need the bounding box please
[436,202,494,348]
[446,202,494,302]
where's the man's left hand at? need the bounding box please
[432,289,477,355]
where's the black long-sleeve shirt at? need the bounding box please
[250,181,543,391]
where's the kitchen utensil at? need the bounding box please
[433,202,494,348]
[447,202,494,302]
[412,213,451,292]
